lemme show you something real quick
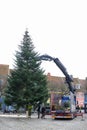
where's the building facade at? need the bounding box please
[0,64,9,95]
[0,64,87,112]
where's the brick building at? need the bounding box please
[47,73,86,92]
[0,64,10,95]
[0,64,87,109]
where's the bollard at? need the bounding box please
[81,113,85,121]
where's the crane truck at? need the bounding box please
[39,54,77,119]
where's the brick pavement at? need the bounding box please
[0,113,87,130]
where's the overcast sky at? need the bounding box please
[0,0,87,79]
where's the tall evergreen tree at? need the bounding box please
[5,30,48,115]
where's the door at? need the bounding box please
[84,104,87,113]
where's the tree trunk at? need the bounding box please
[26,105,32,118]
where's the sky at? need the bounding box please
[0,0,87,79]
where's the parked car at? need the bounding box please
[18,107,26,113]
[8,106,17,113]
[4,105,17,113]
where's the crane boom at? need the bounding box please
[39,54,75,93]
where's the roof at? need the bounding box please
[46,73,86,93]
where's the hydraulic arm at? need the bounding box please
[39,54,75,94]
